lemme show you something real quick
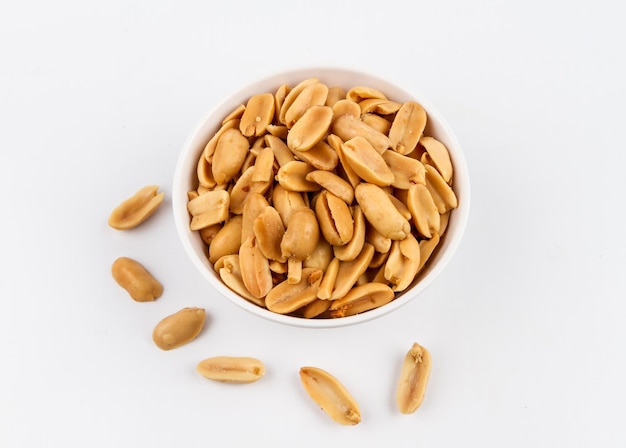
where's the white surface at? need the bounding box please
[1,1,625,447]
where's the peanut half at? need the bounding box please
[299,366,361,425]
[108,185,164,230]
[396,342,432,414]
[152,307,206,351]
[196,356,265,383]
[111,256,163,302]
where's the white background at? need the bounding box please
[1,1,625,447]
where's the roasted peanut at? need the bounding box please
[111,256,163,302]
[329,282,394,318]
[208,216,243,264]
[305,170,354,204]
[152,307,206,351]
[332,114,390,154]
[240,93,275,137]
[265,268,323,314]
[299,366,361,425]
[420,136,453,184]
[389,101,427,155]
[396,342,431,414]
[333,205,366,261]
[239,235,273,299]
[355,183,411,240]
[341,136,394,186]
[187,189,230,230]
[212,128,250,185]
[287,105,333,152]
[197,356,265,383]
[108,185,164,230]
[284,82,329,128]
[315,190,354,246]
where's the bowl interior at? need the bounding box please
[173,67,470,328]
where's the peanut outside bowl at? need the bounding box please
[172,67,470,328]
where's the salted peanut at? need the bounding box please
[269,259,288,274]
[388,101,427,155]
[306,170,354,204]
[424,164,458,213]
[108,185,164,230]
[358,98,402,115]
[208,215,243,264]
[229,166,270,215]
[361,113,392,135]
[279,77,319,125]
[420,136,453,184]
[384,234,421,292]
[197,153,217,189]
[317,256,340,300]
[439,211,450,235]
[281,207,320,284]
[221,104,246,124]
[203,118,240,163]
[388,193,412,221]
[251,146,275,184]
[382,150,426,189]
[303,238,333,271]
[315,190,354,246]
[299,366,361,426]
[265,134,295,167]
[287,105,333,152]
[291,139,339,171]
[396,342,432,414]
[239,235,273,299]
[330,243,375,300]
[325,86,346,107]
[276,160,320,192]
[332,99,362,119]
[212,128,250,185]
[253,206,286,262]
[272,184,307,227]
[329,282,395,318]
[152,307,206,351]
[369,249,389,269]
[334,205,366,261]
[274,84,291,122]
[241,192,270,247]
[365,221,392,254]
[284,82,329,128]
[328,134,361,189]
[347,85,387,102]
[332,114,391,154]
[188,190,230,231]
[218,254,264,306]
[266,124,289,139]
[240,93,275,137]
[199,223,222,245]
[406,184,440,239]
[197,356,265,383]
[355,183,410,240]
[112,257,163,302]
[265,268,323,314]
[418,233,440,272]
[301,298,332,318]
[341,136,395,186]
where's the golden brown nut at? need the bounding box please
[108,185,164,230]
[396,342,432,414]
[111,257,163,302]
[197,356,265,383]
[152,307,206,351]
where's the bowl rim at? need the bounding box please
[172,66,471,328]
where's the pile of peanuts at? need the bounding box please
[186,78,458,319]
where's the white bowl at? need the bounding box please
[173,67,470,328]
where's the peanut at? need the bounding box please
[152,307,206,351]
[396,342,432,414]
[111,257,163,302]
[299,366,361,425]
[197,356,265,383]
[108,185,164,230]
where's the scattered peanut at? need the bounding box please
[197,356,265,383]
[152,307,206,350]
[111,257,163,302]
[396,342,432,414]
[299,366,361,425]
[108,185,164,230]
